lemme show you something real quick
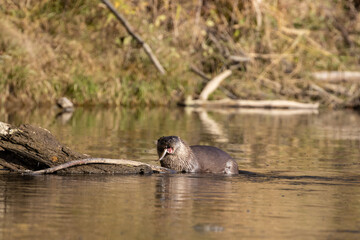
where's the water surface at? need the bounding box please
[0,107,359,239]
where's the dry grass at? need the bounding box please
[0,0,359,108]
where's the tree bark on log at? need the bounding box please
[0,122,171,174]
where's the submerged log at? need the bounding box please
[0,121,172,174]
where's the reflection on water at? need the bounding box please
[1,173,360,240]
[0,107,360,239]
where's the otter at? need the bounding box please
[157,136,238,174]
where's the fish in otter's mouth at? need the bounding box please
[157,136,179,161]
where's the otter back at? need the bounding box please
[190,145,238,174]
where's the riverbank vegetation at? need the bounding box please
[0,0,359,108]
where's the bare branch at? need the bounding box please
[199,70,232,100]
[190,65,210,81]
[25,158,176,175]
[101,0,166,75]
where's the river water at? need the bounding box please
[0,107,359,239]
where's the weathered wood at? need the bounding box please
[56,97,74,112]
[190,65,237,99]
[312,71,360,82]
[25,158,176,175]
[181,98,319,109]
[345,89,360,109]
[0,121,170,174]
[190,65,210,81]
[199,70,232,100]
[101,0,166,75]
[228,55,252,62]
[309,83,343,106]
[323,83,350,96]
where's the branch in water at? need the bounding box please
[23,158,176,175]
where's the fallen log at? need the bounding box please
[312,71,360,83]
[181,98,319,109]
[186,65,318,109]
[0,121,173,174]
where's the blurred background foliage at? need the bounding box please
[0,0,359,108]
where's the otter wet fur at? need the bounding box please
[157,136,238,174]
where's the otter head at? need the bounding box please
[157,136,183,161]
[156,136,199,172]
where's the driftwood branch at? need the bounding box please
[312,71,360,83]
[259,77,282,93]
[186,66,318,109]
[228,55,252,62]
[199,70,232,100]
[182,98,319,109]
[190,65,237,99]
[346,89,360,109]
[101,0,166,75]
[0,121,173,174]
[25,158,175,175]
[309,83,343,105]
[323,83,350,96]
[332,18,353,47]
[190,65,210,81]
